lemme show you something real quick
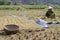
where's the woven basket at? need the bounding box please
[4,24,19,34]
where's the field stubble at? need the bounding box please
[0,10,60,40]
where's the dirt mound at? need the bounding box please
[0,28,60,40]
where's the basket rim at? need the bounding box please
[4,24,19,31]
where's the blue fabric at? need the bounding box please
[47,21,60,24]
[36,20,40,24]
[36,19,48,28]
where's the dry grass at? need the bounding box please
[0,16,40,30]
[0,28,60,40]
[0,9,60,19]
[0,10,60,40]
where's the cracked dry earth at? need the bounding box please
[0,28,60,40]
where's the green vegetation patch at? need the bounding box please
[23,5,47,9]
[0,5,20,10]
[0,5,60,10]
